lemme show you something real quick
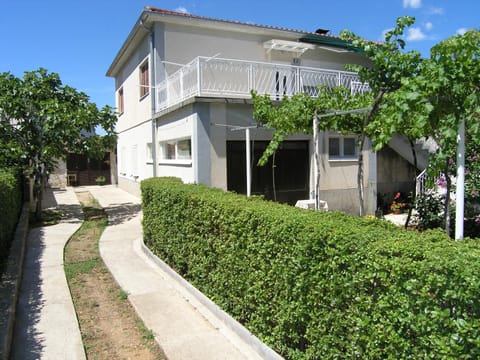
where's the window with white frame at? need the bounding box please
[160,138,192,161]
[328,136,357,159]
[146,142,153,163]
[139,59,149,98]
[118,87,124,114]
[131,144,139,176]
[120,146,127,176]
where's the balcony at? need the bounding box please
[155,56,369,113]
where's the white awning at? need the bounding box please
[263,39,316,56]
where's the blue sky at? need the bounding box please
[0,0,477,110]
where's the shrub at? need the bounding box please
[95,176,106,185]
[0,168,22,273]
[142,178,480,359]
[415,191,444,231]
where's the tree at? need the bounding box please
[339,17,425,218]
[252,17,421,215]
[252,86,373,212]
[0,68,117,218]
[369,29,480,236]
[423,29,480,238]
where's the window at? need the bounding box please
[146,142,153,163]
[328,136,357,159]
[139,60,149,98]
[160,138,192,161]
[177,139,191,160]
[118,87,124,114]
[120,146,127,175]
[131,144,138,176]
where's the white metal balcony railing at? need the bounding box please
[156,56,370,112]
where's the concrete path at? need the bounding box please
[10,188,85,360]
[87,185,271,360]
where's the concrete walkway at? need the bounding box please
[87,185,273,360]
[10,185,279,359]
[11,188,85,359]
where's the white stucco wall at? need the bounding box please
[115,36,152,133]
[157,22,370,78]
[117,121,154,185]
[156,110,196,184]
[162,24,265,68]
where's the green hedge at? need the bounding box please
[141,178,480,359]
[0,168,22,271]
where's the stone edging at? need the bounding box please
[0,204,30,360]
[140,238,284,360]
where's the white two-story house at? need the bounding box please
[107,6,420,214]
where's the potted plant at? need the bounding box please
[95,176,106,186]
[390,192,406,214]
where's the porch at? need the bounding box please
[156,56,369,112]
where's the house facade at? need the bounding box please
[107,7,419,214]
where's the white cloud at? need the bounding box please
[175,6,189,14]
[403,0,422,9]
[427,7,444,15]
[424,22,433,31]
[406,27,427,41]
[456,28,468,35]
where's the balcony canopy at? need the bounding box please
[263,39,316,56]
[300,34,363,53]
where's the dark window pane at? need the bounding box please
[177,139,191,159]
[329,138,340,157]
[344,138,356,156]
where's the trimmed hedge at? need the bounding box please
[142,178,480,359]
[0,168,22,273]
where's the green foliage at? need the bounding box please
[341,16,423,96]
[0,68,117,216]
[64,258,101,280]
[142,178,480,359]
[0,69,117,168]
[95,176,106,185]
[0,168,22,273]
[252,86,373,166]
[415,192,444,231]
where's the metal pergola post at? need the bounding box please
[455,117,465,240]
[246,127,251,197]
[212,123,258,197]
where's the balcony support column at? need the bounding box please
[196,58,201,97]
[246,127,251,197]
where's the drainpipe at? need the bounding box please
[150,30,158,177]
[142,20,158,177]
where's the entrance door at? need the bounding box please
[227,141,309,205]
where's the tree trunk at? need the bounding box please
[28,176,36,213]
[405,139,418,229]
[357,90,385,216]
[357,136,365,216]
[34,167,43,220]
[443,160,452,237]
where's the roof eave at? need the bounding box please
[106,10,151,78]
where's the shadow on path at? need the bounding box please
[10,227,46,359]
[10,187,83,359]
[103,203,142,225]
